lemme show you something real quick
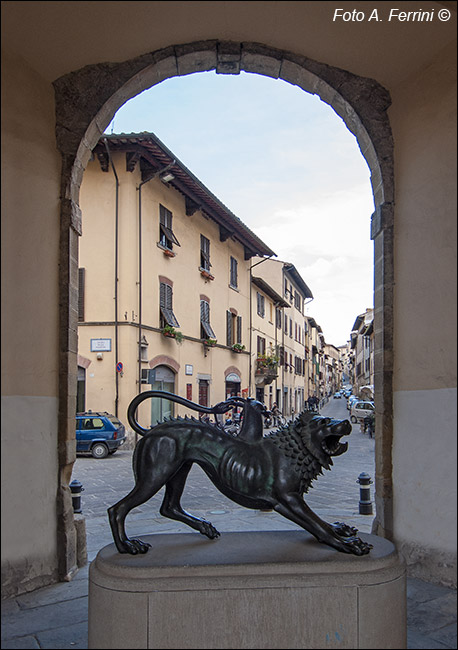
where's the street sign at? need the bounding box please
[116,362,123,373]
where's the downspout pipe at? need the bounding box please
[136,161,176,430]
[103,139,120,418]
[137,180,147,404]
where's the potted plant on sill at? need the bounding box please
[256,352,279,369]
[231,343,245,353]
[203,338,217,348]
[162,325,183,343]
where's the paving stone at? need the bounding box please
[1,596,88,640]
[36,621,88,649]
[1,635,41,649]
[407,628,451,650]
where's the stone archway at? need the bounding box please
[53,40,394,578]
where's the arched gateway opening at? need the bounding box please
[54,40,394,579]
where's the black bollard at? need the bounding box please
[70,479,84,513]
[356,472,373,515]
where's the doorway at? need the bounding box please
[150,365,175,425]
[77,366,86,413]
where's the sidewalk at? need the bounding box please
[2,402,456,649]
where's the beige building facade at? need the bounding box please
[351,308,375,396]
[338,342,354,388]
[307,317,325,401]
[2,1,456,597]
[251,259,315,416]
[78,133,275,434]
[324,343,343,397]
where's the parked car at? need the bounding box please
[347,395,359,410]
[76,411,126,458]
[350,401,375,423]
[333,391,342,399]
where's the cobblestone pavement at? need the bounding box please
[2,400,456,649]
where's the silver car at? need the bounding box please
[350,400,375,423]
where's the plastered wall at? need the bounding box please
[1,50,61,593]
[390,42,457,583]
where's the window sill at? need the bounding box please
[199,268,214,281]
[157,243,176,257]
[229,284,239,292]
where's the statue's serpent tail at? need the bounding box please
[127,390,242,436]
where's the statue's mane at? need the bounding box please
[265,413,329,494]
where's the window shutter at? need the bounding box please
[200,235,211,270]
[226,310,232,346]
[159,205,180,248]
[201,300,216,338]
[230,257,238,287]
[160,282,179,327]
[78,268,85,322]
[166,284,173,309]
[236,316,242,344]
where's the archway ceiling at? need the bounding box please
[2,2,456,88]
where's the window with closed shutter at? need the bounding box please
[236,316,242,344]
[160,282,179,327]
[226,310,233,346]
[230,256,238,288]
[199,379,209,408]
[257,336,266,356]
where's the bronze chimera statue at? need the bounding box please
[108,391,372,556]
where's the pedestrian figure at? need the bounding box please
[271,402,279,426]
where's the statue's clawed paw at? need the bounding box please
[120,538,151,554]
[332,521,359,537]
[198,520,220,539]
[342,536,373,556]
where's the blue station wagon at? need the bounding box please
[76,411,126,458]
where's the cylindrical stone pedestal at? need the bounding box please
[89,530,406,649]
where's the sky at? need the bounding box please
[106,71,374,347]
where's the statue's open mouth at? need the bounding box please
[322,419,351,456]
[323,437,348,456]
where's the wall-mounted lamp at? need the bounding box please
[160,172,175,183]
